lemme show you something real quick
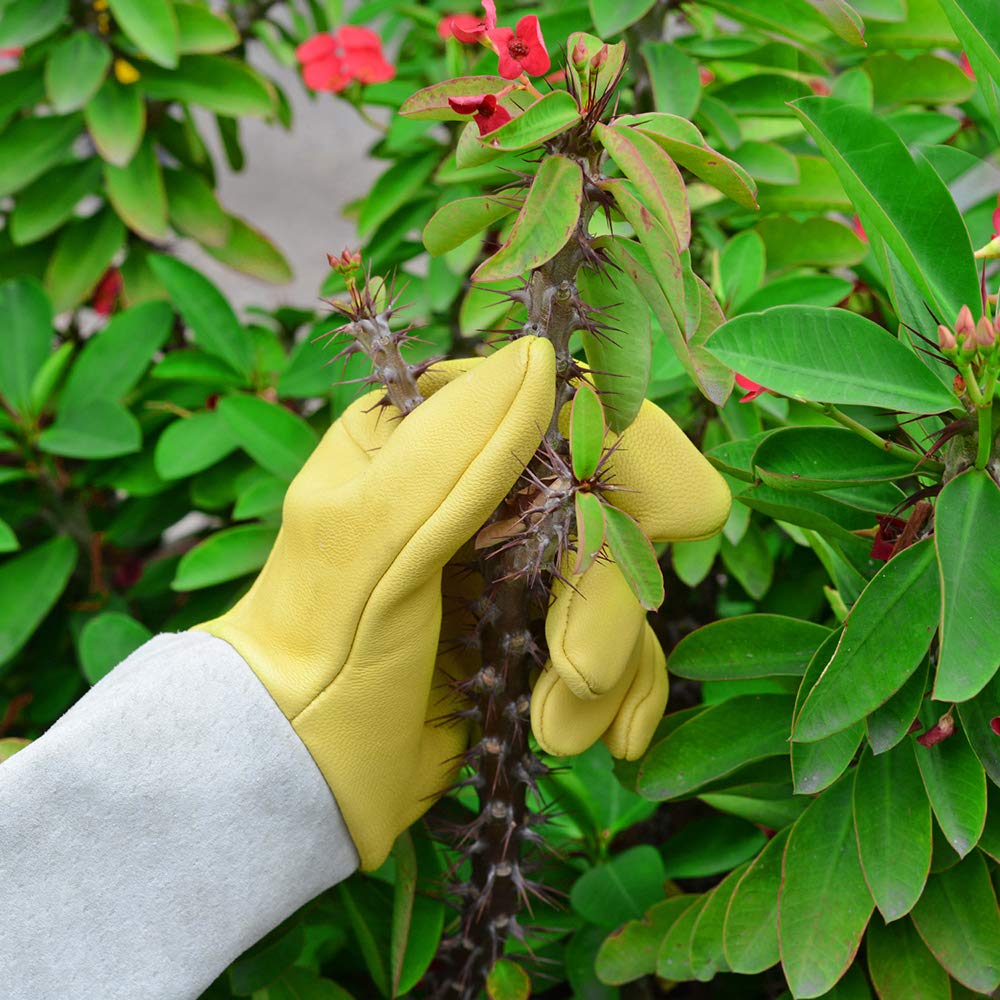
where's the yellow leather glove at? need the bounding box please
[532,401,731,760]
[196,337,729,868]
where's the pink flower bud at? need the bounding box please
[571,38,589,68]
[591,44,608,70]
[976,315,996,348]
[955,304,976,337]
[937,324,957,352]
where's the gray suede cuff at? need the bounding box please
[0,631,359,1000]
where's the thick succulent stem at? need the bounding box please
[429,229,593,997]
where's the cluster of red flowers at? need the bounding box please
[295,25,394,93]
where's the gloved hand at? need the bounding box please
[196,337,730,868]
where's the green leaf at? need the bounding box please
[358,152,438,238]
[155,411,239,479]
[0,737,31,762]
[779,777,875,998]
[867,915,950,1000]
[61,300,173,410]
[107,0,179,68]
[0,536,76,669]
[910,852,1000,993]
[602,505,663,611]
[957,674,1000,788]
[657,894,710,981]
[138,56,275,117]
[104,138,169,241]
[662,815,765,879]
[668,614,830,681]
[723,826,790,974]
[202,216,292,284]
[45,31,110,113]
[38,400,141,459]
[866,52,976,107]
[575,258,652,432]
[0,114,82,198]
[389,830,445,997]
[163,167,230,247]
[398,76,509,120]
[709,305,958,413]
[912,705,987,858]
[84,77,145,166]
[217,394,318,482]
[596,896,694,985]
[792,630,865,794]
[337,878,391,996]
[0,0,67,46]
[853,746,932,920]
[933,470,1000,702]
[78,611,152,684]
[251,969,352,1000]
[638,694,795,799]
[794,540,939,742]
[174,2,239,53]
[234,475,286,521]
[721,521,774,600]
[791,97,979,325]
[230,920,304,995]
[486,959,530,1000]
[641,41,701,119]
[595,123,690,250]
[0,277,53,413]
[737,275,853,315]
[0,517,18,554]
[672,535,720,587]
[148,255,253,377]
[0,67,46,131]
[44,208,125,313]
[806,0,868,44]
[152,349,244,388]
[713,74,813,115]
[9,159,103,247]
[866,657,928,755]
[173,524,278,590]
[752,427,922,492]
[422,194,520,257]
[570,385,605,482]
[718,230,765,313]
[689,862,750,979]
[571,845,667,929]
[731,141,800,185]
[570,493,603,579]
[936,0,1000,116]
[755,217,867,272]
[621,113,757,210]
[473,155,582,283]
[589,0,657,35]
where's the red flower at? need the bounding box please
[296,27,394,93]
[870,514,906,562]
[991,194,1000,238]
[91,268,122,316]
[489,15,550,79]
[990,716,1000,736]
[851,215,867,244]
[734,373,770,403]
[698,66,715,86]
[448,93,511,135]
[439,1,496,43]
[960,51,975,80]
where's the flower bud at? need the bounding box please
[591,44,608,70]
[937,324,957,353]
[327,247,362,276]
[571,38,588,68]
[976,315,996,349]
[955,304,976,337]
[916,712,955,747]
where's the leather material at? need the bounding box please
[197,337,730,867]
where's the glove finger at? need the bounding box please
[531,628,643,757]
[558,396,730,542]
[546,557,645,700]
[607,400,731,542]
[601,622,668,761]
[282,337,554,578]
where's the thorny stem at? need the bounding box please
[428,208,595,997]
